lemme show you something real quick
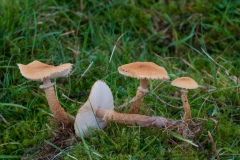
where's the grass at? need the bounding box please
[0,0,239,159]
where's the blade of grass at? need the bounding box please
[52,0,77,28]
[169,131,199,147]
[0,155,21,159]
[133,135,159,158]
[75,125,93,160]
[0,103,28,110]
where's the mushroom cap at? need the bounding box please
[118,62,169,80]
[18,60,72,81]
[74,80,114,137]
[171,77,198,89]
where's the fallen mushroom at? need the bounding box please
[74,80,186,138]
[18,60,74,126]
[171,77,198,122]
[118,62,169,114]
[74,80,114,137]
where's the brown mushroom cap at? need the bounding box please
[18,60,72,81]
[118,62,169,80]
[171,77,198,89]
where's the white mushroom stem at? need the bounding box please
[96,108,186,129]
[180,88,191,122]
[41,78,74,126]
[129,78,148,114]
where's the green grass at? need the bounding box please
[0,0,239,159]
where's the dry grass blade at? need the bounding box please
[167,57,195,69]
[209,118,218,131]
[62,93,84,104]
[109,32,126,63]
[0,114,10,126]
[117,97,135,109]
[201,48,229,76]
[0,142,19,147]
[81,61,94,78]
[152,93,183,109]
[208,131,220,160]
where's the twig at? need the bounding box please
[208,131,220,160]
[62,93,84,104]
[0,114,10,125]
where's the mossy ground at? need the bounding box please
[0,0,239,159]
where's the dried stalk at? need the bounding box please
[208,131,220,160]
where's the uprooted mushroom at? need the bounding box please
[74,80,194,138]
[18,60,75,126]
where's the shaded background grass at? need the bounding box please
[0,0,239,159]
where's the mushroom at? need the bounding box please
[18,60,74,126]
[171,77,198,122]
[74,80,114,137]
[118,62,169,114]
[75,80,186,138]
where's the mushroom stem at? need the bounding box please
[180,89,191,122]
[96,108,186,129]
[140,78,149,89]
[42,78,74,126]
[129,78,148,114]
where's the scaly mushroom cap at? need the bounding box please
[118,62,169,80]
[171,77,198,89]
[18,60,72,81]
[74,80,114,137]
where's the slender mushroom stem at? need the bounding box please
[96,108,186,130]
[140,78,149,89]
[129,78,148,114]
[180,88,191,122]
[41,78,75,126]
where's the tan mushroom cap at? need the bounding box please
[18,60,72,81]
[118,62,169,80]
[171,77,198,89]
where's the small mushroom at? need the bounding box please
[18,60,74,126]
[171,77,198,122]
[118,62,169,114]
[75,80,186,138]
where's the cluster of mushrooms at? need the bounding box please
[18,61,199,138]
